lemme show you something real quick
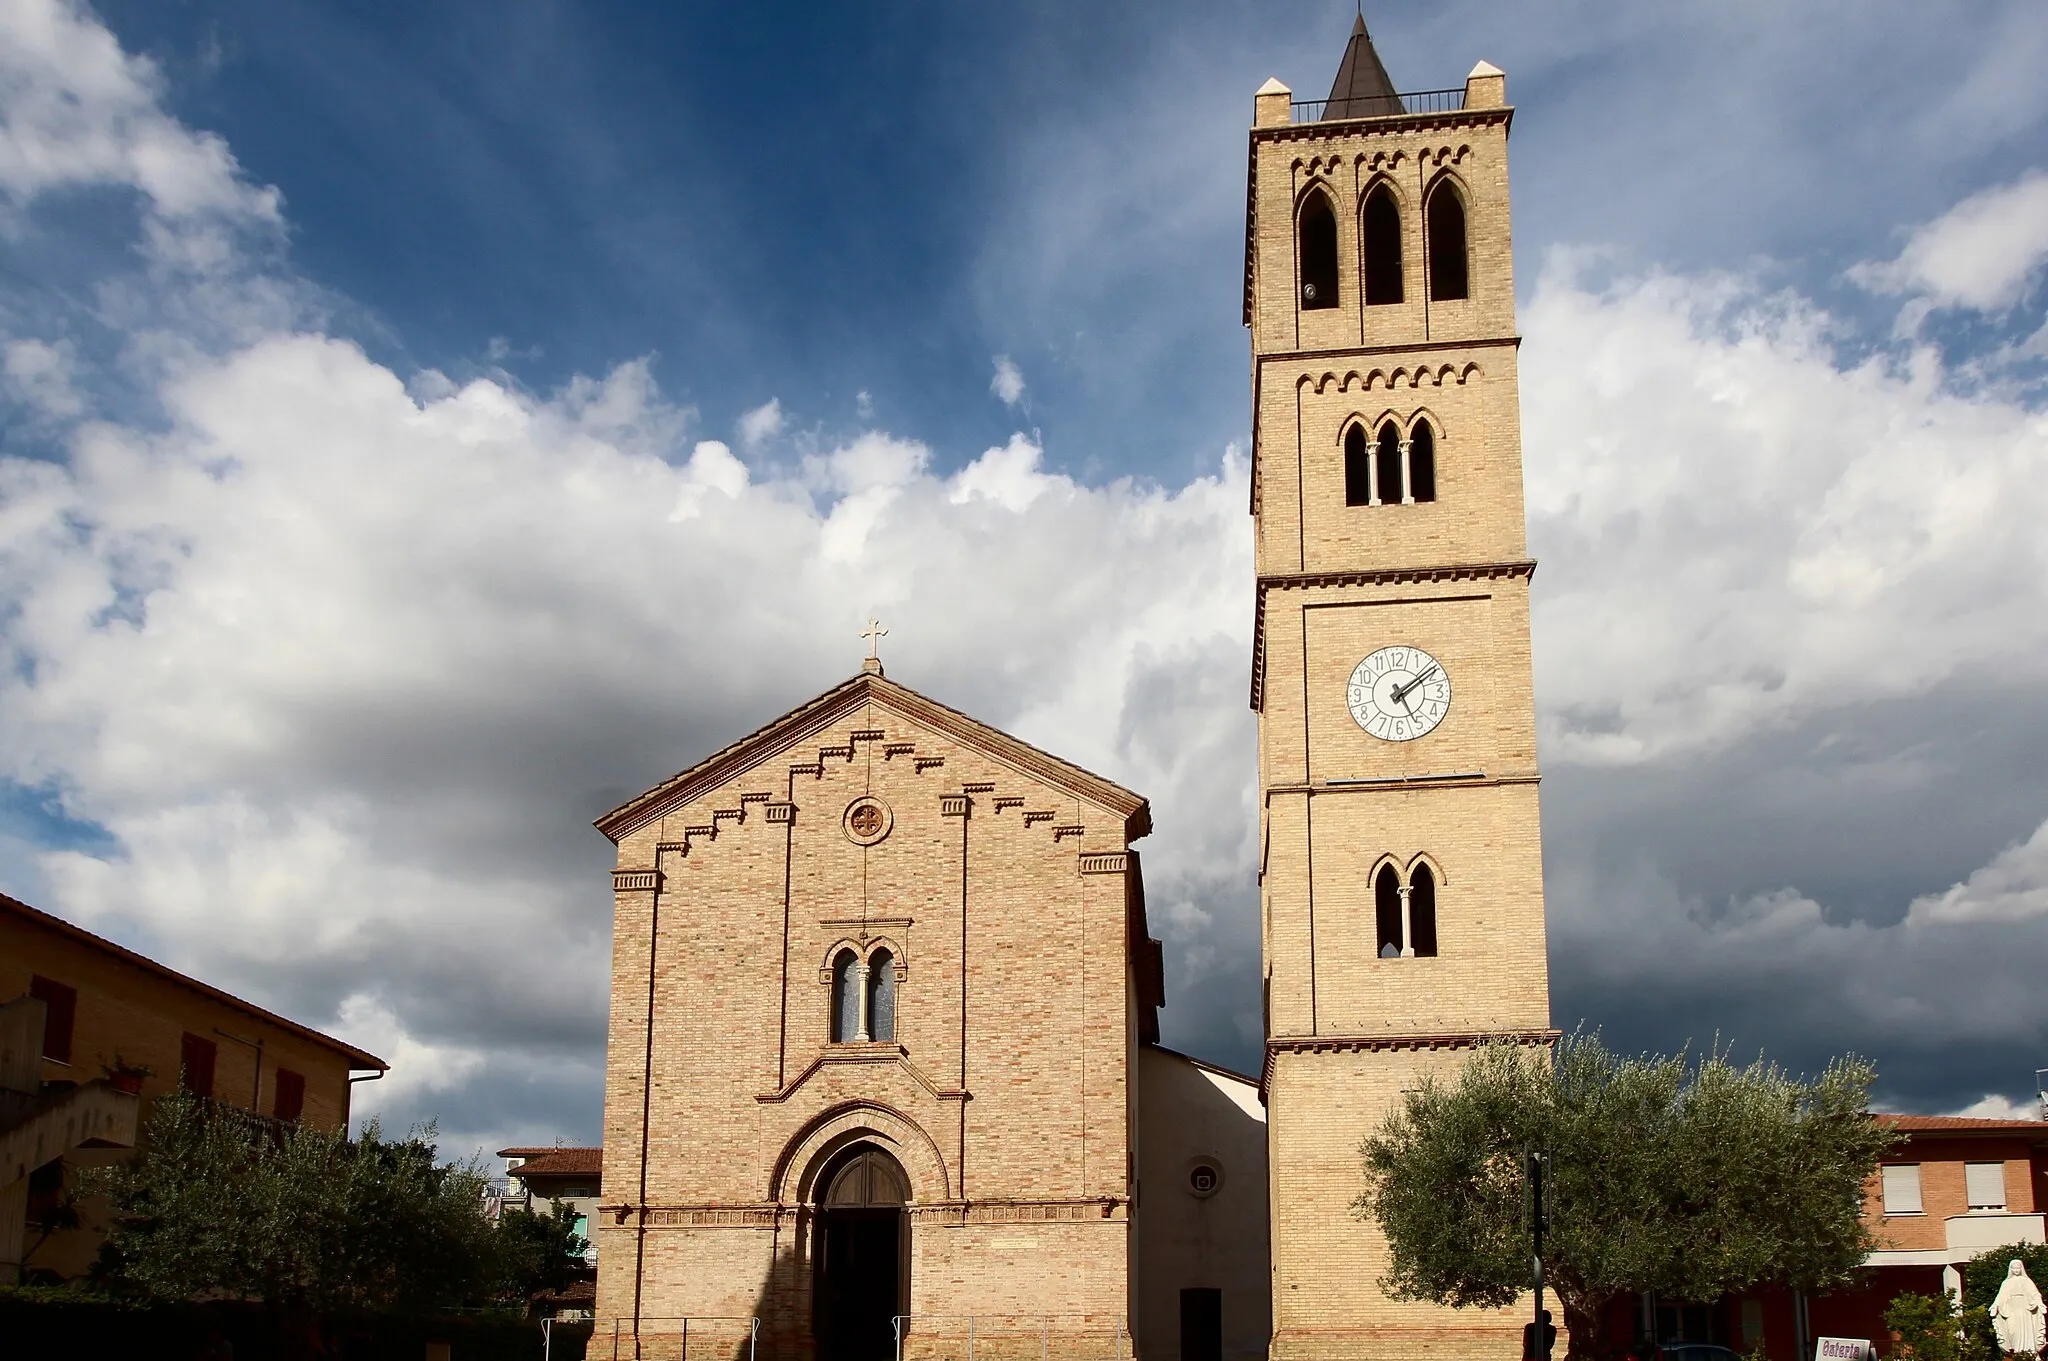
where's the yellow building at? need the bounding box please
[0,890,387,1282]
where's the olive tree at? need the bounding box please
[1357,1032,1897,1359]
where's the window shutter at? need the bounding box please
[1966,1161,2008,1210]
[180,1032,217,1098]
[29,975,77,1063]
[273,1067,306,1122]
[1881,1164,1923,1214]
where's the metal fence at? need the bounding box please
[609,1316,760,1361]
[1289,87,1467,123]
[892,1314,1130,1361]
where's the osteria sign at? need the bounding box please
[1815,1339,1873,1361]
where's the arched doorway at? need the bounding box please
[813,1143,909,1361]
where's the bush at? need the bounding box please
[1883,1290,1993,1361]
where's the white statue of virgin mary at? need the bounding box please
[1992,1259,2047,1356]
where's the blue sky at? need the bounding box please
[4,0,2048,1153]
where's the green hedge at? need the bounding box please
[0,1289,591,1360]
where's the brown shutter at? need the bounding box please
[28,975,77,1063]
[180,1032,217,1098]
[273,1068,306,1123]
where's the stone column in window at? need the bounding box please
[1398,883,1415,958]
[855,960,873,1042]
[1399,438,1415,505]
[1367,446,1381,506]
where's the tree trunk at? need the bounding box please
[1559,1289,1611,1361]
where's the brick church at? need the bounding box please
[595,18,1550,1361]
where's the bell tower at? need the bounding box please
[1247,18,1553,1361]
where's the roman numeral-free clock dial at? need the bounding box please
[1347,646,1452,742]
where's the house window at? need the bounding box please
[1299,189,1339,310]
[1881,1163,1923,1214]
[831,950,860,1043]
[1361,184,1403,306]
[29,975,76,1063]
[867,949,896,1043]
[1966,1162,2008,1211]
[180,1032,217,1098]
[273,1067,306,1123]
[1426,180,1469,302]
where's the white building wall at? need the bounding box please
[1135,1045,1272,1361]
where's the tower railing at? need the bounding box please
[1290,87,1466,122]
[892,1313,1129,1361]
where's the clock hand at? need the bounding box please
[1390,664,1440,706]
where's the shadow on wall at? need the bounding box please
[745,1241,810,1361]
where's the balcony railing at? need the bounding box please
[1291,88,1466,123]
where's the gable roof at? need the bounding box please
[1,891,387,1072]
[595,669,1151,844]
[1325,13,1403,120]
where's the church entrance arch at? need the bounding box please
[813,1142,909,1361]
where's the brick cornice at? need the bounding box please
[1260,1027,1559,1097]
[1249,559,1537,711]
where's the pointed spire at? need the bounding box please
[1325,12,1403,120]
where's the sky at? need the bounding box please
[2,0,2047,1156]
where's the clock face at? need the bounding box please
[1347,646,1452,742]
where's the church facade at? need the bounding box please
[594,20,1547,1361]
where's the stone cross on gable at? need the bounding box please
[861,618,888,659]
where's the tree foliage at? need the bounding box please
[1357,1031,1897,1359]
[88,1088,573,1314]
[1884,1291,1995,1361]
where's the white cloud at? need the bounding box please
[0,0,278,224]
[3,338,83,417]
[990,354,1025,406]
[1907,818,2048,925]
[736,396,783,448]
[1949,1093,2040,1120]
[1851,169,2048,312]
[1523,245,2048,767]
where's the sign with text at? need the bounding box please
[1816,1339,1873,1361]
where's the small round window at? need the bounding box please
[1187,1160,1223,1198]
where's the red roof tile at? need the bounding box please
[1877,1113,2048,1134]
[503,1147,603,1178]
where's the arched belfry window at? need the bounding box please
[831,950,860,1043]
[1344,424,1372,507]
[1375,420,1404,506]
[1426,181,1468,302]
[1375,865,1403,958]
[1409,419,1436,503]
[1410,863,1439,957]
[867,948,896,1043]
[1299,189,1339,310]
[1362,184,1403,306]
[1375,860,1442,959]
